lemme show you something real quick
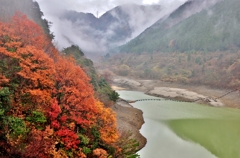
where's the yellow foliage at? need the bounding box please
[95,101,119,144]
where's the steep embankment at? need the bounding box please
[63,45,147,151]
[0,13,124,157]
[111,100,146,151]
[0,0,146,157]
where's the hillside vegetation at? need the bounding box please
[0,12,139,158]
[103,50,240,89]
[119,0,240,53]
[0,0,118,107]
[62,45,119,107]
[100,0,240,90]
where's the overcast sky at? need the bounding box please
[35,0,187,17]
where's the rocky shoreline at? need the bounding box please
[111,99,146,151]
[112,77,240,108]
[111,76,240,153]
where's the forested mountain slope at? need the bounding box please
[62,45,119,107]
[102,0,240,90]
[0,15,121,157]
[0,1,141,157]
[0,0,118,107]
[118,0,240,53]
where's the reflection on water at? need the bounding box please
[139,118,217,158]
[168,119,240,158]
[117,91,240,158]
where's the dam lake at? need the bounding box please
[118,91,240,158]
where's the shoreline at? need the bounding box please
[111,98,147,151]
[112,76,240,108]
[111,76,240,153]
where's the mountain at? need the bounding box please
[153,0,219,30]
[101,0,240,89]
[60,4,162,54]
[118,0,239,53]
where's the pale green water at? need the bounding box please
[117,91,240,158]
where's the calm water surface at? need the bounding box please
[117,91,240,158]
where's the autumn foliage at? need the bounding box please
[0,12,123,157]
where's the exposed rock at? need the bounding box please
[111,100,146,151]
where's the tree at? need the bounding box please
[0,12,124,157]
[54,56,97,127]
[95,101,118,144]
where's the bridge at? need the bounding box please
[127,98,194,103]
[128,99,162,103]
[126,89,238,103]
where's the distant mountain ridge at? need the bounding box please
[154,0,219,29]
[60,4,163,53]
[119,0,234,53]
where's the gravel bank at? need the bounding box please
[112,77,240,107]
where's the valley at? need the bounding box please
[98,0,240,109]
[1,0,240,157]
[45,0,240,157]
[100,50,240,105]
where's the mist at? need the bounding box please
[35,0,189,56]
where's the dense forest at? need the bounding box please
[0,12,139,158]
[119,0,240,53]
[100,0,240,91]
[103,50,240,90]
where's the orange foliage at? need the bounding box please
[93,148,108,158]
[50,149,69,158]
[54,56,97,127]
[10,12,49,50]
[0,13,56,116]
[95,101,119,144]
[0,12,120,157]
[0,75,9,86]
[1,46,55,114]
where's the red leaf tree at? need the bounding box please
[0,12,120,157]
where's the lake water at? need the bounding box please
[117,91,240,158]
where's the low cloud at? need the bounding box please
[36,0,190,55]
